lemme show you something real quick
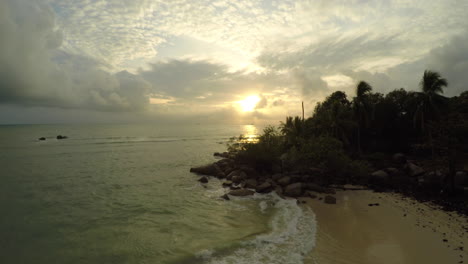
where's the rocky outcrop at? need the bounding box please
[284,183,303,197]
[228,189,255,196]
[190,164,225,178]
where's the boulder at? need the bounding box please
[243,179,258,189]
[198,176,209,183]
[405,162,425,177]
[228,189,255,197]
[38,137,46,141]
[393,153,406,164]
[274,185,284,196]
[214,152,229,158]
[369,170,389,185]
[240,166,258,179]
[232,171,248,184]
[272,173,283,181]
[222,181,233,187]
[324,195,337,204]
[190,164,224,178]
[227,170,246,181]
[277,176,291,186]
[455,171,468,187]
[221,194,230,200]
[419,171,444,188]
[284,183,303,197]
[256,181,273,193]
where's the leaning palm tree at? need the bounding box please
[353,81,373,154]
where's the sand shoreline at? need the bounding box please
[300,190,467,264]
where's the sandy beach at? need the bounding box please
[301,190,467,264]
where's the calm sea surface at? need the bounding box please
[0,124,315,264]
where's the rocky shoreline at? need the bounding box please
[190,151,468,215]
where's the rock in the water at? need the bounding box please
[222,181,233,187]
[56,135,68,139]
[455,171,468,187]
[277,176,291,186]
[256,181,273,193]
[214,152,229,158]
[324,195,336,204]
[284,183,303,197]
[38,137,46,141]
[228,189,255,196]
[405,162,425,177]
[243,179,258,189]
[232,171,247,184]
[393,153,406,164]
[221,194,230,200]
[198,176,209,183]
[190,163,224,178]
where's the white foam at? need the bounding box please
[200,193,317,264]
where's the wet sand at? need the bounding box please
[301,190,467,264]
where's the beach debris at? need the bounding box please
[324,195,337,204]
[284,183,303,197]
[228,189,255,197]
[38,137,46,141]
[198,176,209,184]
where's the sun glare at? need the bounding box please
[239,95,261,112]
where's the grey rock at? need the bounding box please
[277,176,291,186]
[272,173,283,181]
[405,162,425,177]
[256,181,273,193]
[284,183,303,197]
[243,179,258,189]
[190,163,224,178]
[222,181,233,187]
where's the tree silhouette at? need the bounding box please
[353,81,373,154]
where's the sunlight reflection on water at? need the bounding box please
[241,125,259,143]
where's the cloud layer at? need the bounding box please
[1,0,467,123]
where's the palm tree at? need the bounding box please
[280,116,303,148]
[414,70,448,158]
[414,70,448,131]
[353,81,373,154]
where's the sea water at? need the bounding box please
[0,124,316,264]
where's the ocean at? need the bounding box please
[0,124,316,264]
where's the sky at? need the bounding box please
[1,0,467,124]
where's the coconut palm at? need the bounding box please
[414,70,448,131]
[280,116,303,148]
[353,81,373,154]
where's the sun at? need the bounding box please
[239,95,261,112]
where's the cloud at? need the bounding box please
[0,0,151,111]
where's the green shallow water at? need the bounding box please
[0,124,315,264]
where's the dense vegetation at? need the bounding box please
[229,70,468,194]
